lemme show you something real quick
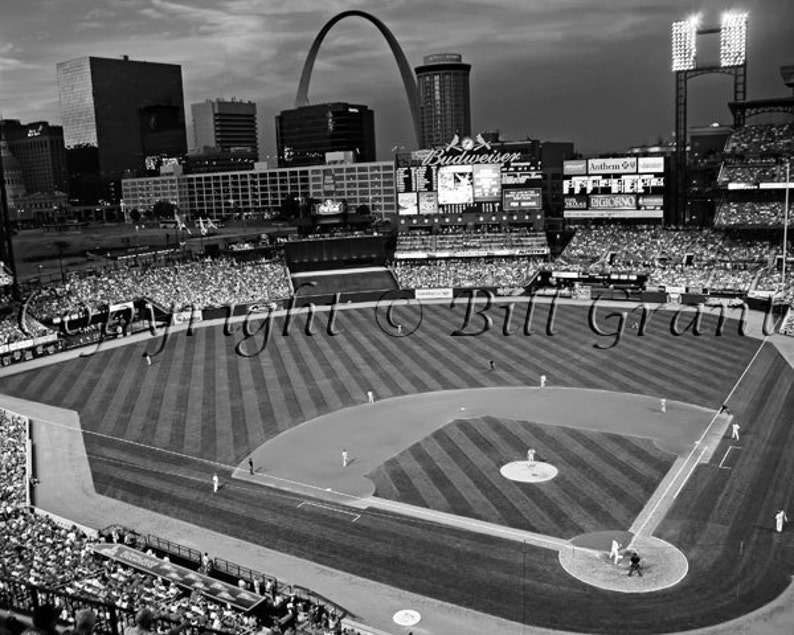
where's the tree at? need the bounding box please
[279,195,299,220]
[152,199,177,219]
[129,208,141,223]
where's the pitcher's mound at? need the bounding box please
[500,461,558,483]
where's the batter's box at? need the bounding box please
[717,445,742,470]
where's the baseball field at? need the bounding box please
[2,299,793,633]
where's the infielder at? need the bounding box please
[609,539,622,565]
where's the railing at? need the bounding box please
[0,577,229,635]
[145,534,202,567]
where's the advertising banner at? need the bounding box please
[472,164,502,201]
[91,544,265,612]
[589,194,637,210]
[415,288,454,300]
[563,160,587,175]
[639,195,664,210]
[564,195,588,210]
[437,165,474,205]
[398,192,419,215]
[638,157,665,173]
[587,157,637,174]
[503,188,542,210]
[418,191,438,214]
[564,209,663,219]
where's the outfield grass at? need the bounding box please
[2,303,794,633]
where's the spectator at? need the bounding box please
[64,609,95,635]
[21,604,59,635]
[124,609,188,635]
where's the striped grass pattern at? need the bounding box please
[370,417,675,538]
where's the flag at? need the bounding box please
[198,217,207,236]
[207,218,218,230]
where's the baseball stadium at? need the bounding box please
[1,7,794,635]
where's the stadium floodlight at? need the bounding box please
[671,19,697,71]
[720,11,748,67]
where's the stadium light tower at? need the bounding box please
[671,11,748,224]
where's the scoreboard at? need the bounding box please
[396,165,437,193]
[563,156,666,219]
[396,154,543,216]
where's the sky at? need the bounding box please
[1,0,792,160]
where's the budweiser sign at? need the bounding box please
[422,134,521,167]
[422,148,522,167]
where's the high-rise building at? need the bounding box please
[56,55,187,202]
[276,103,375,167]
[0,140,27,211]
[415,53,471,149]
[0,120,68,194]
[192,98,258,157]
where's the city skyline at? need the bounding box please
[1,0,792,161]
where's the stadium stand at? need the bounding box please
[394,257,542,289]
[714,200,787,227]
[555,225,784,294]
[0,408,360,635]
[723,123,794,155]
[395,229,549,255]
[715,122,792,228]
[26,259,292,320]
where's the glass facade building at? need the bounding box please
[415,53,471,149]
[0,120,68,194]
[276,103,375,167]
[56,56,187,202]
[122,161,396,218]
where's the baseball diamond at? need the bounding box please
[1,301,794,634]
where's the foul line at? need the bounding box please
[631,331,772,540]
[297,501,361,522]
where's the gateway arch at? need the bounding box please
[294,10,421,147]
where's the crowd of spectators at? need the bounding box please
[394,257,542,289]
[714,201,787,227]
[26,258,292,321]
[0,408,358,634]
[558,226,774,292]
[0,310,52,347]
[718,162,788,185]
[396,230,548,254]
[723,123,794,155]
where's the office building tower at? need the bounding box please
[0,120,68,194]
[192,98,258,157]
[276,103,375,167]
[0,140,27,211]
[56,55,187,202]
[415,53,471,149]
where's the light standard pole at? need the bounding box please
[782,159,790,299]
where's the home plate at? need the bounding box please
[393,609,421,626]
[500,461,558,483]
